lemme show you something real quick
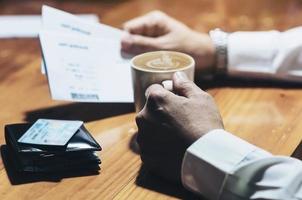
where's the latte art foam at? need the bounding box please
[133,51,191,72]
[145,54,180,70]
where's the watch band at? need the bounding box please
[209,28,229,75]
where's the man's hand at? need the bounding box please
[122,11,216,75]
[136,71,224,183]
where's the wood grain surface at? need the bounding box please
[1,0,302,199]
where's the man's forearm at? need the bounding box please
[181,129,271,199]
[181,129,302,199]
[209,27,302,82]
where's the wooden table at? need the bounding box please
[1,0,302,199]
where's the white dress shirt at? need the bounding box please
[228,27,302,82]
[181,27,302,199]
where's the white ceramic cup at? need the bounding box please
[131,51,195,112]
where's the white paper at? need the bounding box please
[41,5,122,74]
[40,31,133,103]
[0,14,99,38]
[42,5,121,39]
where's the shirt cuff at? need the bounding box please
[227,31,280,78]
[181,129,271,199]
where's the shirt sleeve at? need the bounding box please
[181,129,302,199]
[227,27,302,82]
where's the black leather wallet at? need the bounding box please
[4,123,102,172]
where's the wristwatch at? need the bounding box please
[209,28,229,75]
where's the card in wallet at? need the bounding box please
[4,122,102,173]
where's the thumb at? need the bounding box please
[121,33,161,54]
[172,72,203,98]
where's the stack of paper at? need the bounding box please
[39,6,134,103]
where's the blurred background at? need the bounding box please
[1,0,302,32]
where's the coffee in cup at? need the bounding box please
[131,51,195,112]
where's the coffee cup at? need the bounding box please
[131,51,195,112]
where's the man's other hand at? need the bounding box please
[122,11,216,74]
[136,71,224,182]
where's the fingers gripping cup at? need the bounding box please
[131,51,195,112]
